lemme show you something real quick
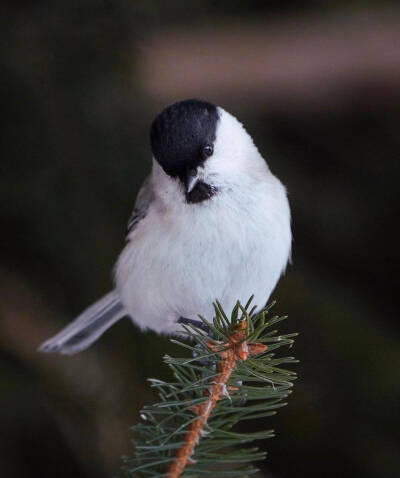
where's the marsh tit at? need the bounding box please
[39,99,291,355]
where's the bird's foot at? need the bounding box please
[179,319,247,404]
[177,317,210,333]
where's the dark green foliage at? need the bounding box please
[122,300,297,477]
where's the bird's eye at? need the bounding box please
[203,144,213,157]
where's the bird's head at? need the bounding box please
[150,99,265,204]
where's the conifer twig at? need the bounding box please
[167,320,267,478]
[123,299,297,478]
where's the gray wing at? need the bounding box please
[38,179,154,355]
[125,175,154,239]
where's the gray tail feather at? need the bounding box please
[38,290,127,355]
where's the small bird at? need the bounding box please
[39,99,291,355]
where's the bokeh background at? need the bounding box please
[1,2,400,477]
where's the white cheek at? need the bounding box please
[202,107,267,187]
[203,152,242,182]
[202,138,252,185]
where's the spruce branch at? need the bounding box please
[122,298,297,478]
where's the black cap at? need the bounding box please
[150,99,220,180]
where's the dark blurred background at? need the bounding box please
[1,2,400,477]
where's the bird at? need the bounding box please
[39,99,292,355]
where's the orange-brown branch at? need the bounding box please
[167,321,267,478]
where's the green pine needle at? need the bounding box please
[122,299,297,477]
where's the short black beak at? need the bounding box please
[184,167,199,193]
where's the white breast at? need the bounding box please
[115,172,291,335]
